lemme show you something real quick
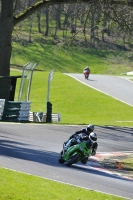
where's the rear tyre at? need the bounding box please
[65,154,81,166]
[85,75,89,79]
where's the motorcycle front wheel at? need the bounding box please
[58,156,65,164]
[65,153,81,166]
[58,150,65,164]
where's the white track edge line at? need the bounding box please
[64,73,133,107]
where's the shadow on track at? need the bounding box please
[0,139,60,167]
[99,126,133,136]
[0,138,132,182]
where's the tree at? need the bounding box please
[0,0,133,76]
[0,0,14,76]
[37,11,42,33]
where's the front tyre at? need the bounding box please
[65,154,81,166]
[58,156,65,164]
[58,150,65,164]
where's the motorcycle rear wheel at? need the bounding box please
[65,154,81,166]
[85,75,89,79]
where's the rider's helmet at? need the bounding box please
[89,132,97,143]
[86,124,94,135]
[85,66,89,70]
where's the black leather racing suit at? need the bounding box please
[67,128,98,155]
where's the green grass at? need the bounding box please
[123,158,133,169]
[11,43,133,75]
[0,167,125,200]
[11,70,133,127]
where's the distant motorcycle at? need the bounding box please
[84,70,90,79]
[58,135,92,166]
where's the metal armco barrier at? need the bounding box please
[0,99,5,120]
[29,112,61,123]
[1,99,31,122]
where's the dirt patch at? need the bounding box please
[99,154,133,179]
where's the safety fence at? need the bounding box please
[0,99,5,120]
[0,99,61,123]
[0,99,30,122]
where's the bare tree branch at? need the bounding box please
[13,0,133,26]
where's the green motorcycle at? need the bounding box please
[58,135,92,166]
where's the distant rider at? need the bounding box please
[83,66,90,79]
[83,66,90,73]
[64,124,98,163]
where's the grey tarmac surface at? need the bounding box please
[0,123,133,199]
[65,74,133,107]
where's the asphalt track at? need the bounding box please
[0,123,133,199]
[0,74,133,199]
[64,74,133,107]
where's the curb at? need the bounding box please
[88,152,133,180]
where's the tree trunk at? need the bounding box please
[90,5,95,46]
[29,16,33,43]
[45,7,49,36]
[56,5,62,30]
[37,11,42,33]
[0,0,14,76]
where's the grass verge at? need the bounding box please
[11,70,133,127]
[0,167,126,200]
[123,157,133,169]
[11,43,133,75]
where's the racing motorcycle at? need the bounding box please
[58,135,92,166]
[83,70,90,79]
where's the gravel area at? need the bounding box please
[100,154,133,179]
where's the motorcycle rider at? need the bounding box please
[64,124,98,163]
[70,124,94,138]
[83,66,90,73]
[83,66,90,79]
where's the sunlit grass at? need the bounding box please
[11,70,133,127]
[0,167,125,200]
[11,42,133,75]
[123,158,133,168]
